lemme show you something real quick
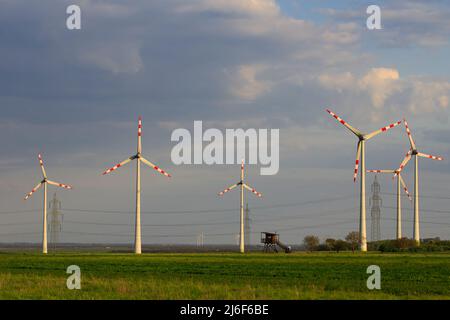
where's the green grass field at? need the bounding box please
[0,252,449,299]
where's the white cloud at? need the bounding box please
[318,72,355,92]
[228,64,272,100]
[408,79,450,114]
[174,0,280,17]
[318,68,401,109]
[317,67,450,123]
[79,43,143,74]
[358,68,401,109]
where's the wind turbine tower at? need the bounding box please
[102,116,172,254]
[218,160,262,253]
[24,154,72,254]
[396,120,443,245]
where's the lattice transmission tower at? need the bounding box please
[369,175,382,241]
[244,203,251,249]
[48,193,63,249]
[196,232,204,247]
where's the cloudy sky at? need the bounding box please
[0,0,449,246]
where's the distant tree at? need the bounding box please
[345,231,360,253]
[317,244,329,251]
[325,238,336,251]
[334,240,347,253]
[395,237,416,249]
[303,235,320,252]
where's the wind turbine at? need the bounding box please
[102,116,171,254]
[326,109,401,252]
[367,167,412,239]
[395,119,443,245]
[218,160,262,253]
[24,154,72,254]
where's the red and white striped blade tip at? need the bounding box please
[380,121,402,132]
[24,185,41,200]
[419,153,443,161]
[218,186,235,196]
[153,165,171,178]
[326,109,342,121]
[102,164,122,175]
[138,117,143,137]
[252,190,262,197]
[353,159,359,182]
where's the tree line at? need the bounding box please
[302,232,450,252]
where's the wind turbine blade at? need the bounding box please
[403,119,416,150]
[365,120,402,140]
[367,170,395,174]
[137,116,142,153]
[141,157,171,178]
[243,183,262,198]
[138,116,142,137]
[218,183,238,196]
[394,150,413,176]
[38,154,47,179]
[326,109,362,137]
[47,180,73,190]
[24,182,42,200]
[241,159,244,181]
[353,141,362,182]
[417,152,443,161]
[399,175,412,201]
[102,157,133,175]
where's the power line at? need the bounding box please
[383,206,450,214]
[0,194,356,216]
[63,220,238,227]
[2,205,449,229]
[0,220,40,226]
[380,217,450,226]
[0,207,360,228]
[380,192,450,200]
[0,210,39,215]
[0,232,40,236]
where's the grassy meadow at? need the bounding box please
[0,252,449,299]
